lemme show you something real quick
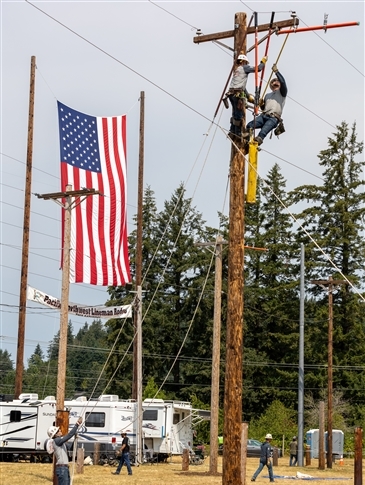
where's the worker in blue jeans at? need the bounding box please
[251,433,275,482]
[246,66,287,145]
[112,432,133,476]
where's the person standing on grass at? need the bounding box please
[289,436,298,466]
[47,417,83,485]
[251,433,275,482]
[112,431,133,476]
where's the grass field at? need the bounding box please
[0,456,360,485]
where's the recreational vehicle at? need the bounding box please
[0,393,209,462]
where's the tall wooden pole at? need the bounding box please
[318,401,325,470]
[56,185,72,410]
[297,244,305,466]
[133,91,145,401]
[209,236,223,474]
[36,187,100,485]
[311,277,347,469]
[223,13,247,485]
[136,285,143,464]
[15,56,36,398]
[327,276,333,468]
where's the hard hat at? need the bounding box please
[47,426,60,438]
[237,54,248,62]
[265,433,273,440]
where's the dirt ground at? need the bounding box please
[0,456,360,485]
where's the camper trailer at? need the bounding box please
[0,394,209,462]
[0,394,56,460]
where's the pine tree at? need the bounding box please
[291,122,365,421]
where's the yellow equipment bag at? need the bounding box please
[246,140,258,203]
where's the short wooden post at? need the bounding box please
[305,445,311,466]
[76,447,84,474]
[241,422,248,485]
[273,447,279,466]
[354,427,363,485]
[182,448,189,471]
[93,442,100,466]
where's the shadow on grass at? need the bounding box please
[176,471,222,476]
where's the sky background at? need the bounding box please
[1,1,364,368]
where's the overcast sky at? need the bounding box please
[1,1,364,367]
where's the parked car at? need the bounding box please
[247,439,282,457]
[218,438,282,457]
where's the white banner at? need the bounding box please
[27,285,132,319]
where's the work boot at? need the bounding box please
[254,136,263,146]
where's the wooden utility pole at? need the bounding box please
[210,236,223,474]
[36,186,100,483]
[133,91,145,402]
[354,427,363,485]
[15,56,36,398]
[193,12,297,485]
[318,401,325,469]
[196,236,224,474]
[311,276,347,469]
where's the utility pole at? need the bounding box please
[193,12,297,485]
[311,276,347,469]
[297,244,305,466]
[136,285,143,465]
[36,186,100,484]
[133,91,145,402]
[15,55,36,398]
[196,237,267,475]
[132,92,145,465]
[210,235,223,474]
[196,236,224,474]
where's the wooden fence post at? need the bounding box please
[182,448,189,471]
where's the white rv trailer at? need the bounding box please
[0,394,56,459]
[0,394,209,462]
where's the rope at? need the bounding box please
[258,12,275,100]
[261,13,298,99]
[70,433,78,485]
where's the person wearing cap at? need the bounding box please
[251,433,275,482]
[47,417,83,485]
[246,64,288,145]
[289,436,298,466]
[227,53,267,138]
[112,432,133,476]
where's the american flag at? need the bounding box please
[58,101,131,286]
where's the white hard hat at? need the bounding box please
[237,54,248,62]
[47,426,59,438]
[265,433,273,439]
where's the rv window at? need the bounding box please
[173,413,180,425]
[10,410,21,422]
[85,412,105,428]
[143,409,158,421]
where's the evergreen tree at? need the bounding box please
[0,349,15,394]
[291,122,365,420]
[243,165,300,418]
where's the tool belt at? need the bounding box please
[264,112,285,136]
